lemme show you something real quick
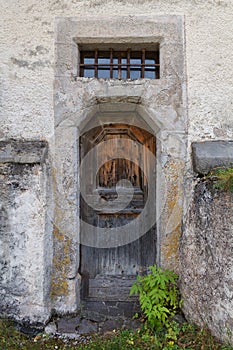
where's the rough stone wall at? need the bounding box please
[0,141,52,325]
[180,180,233,343]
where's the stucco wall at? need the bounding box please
[0,0,233,142]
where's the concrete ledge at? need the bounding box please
[192,141,233,175]
[0,140,48,164]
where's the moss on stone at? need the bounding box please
[207,166,233,192]
[51,227,72,298]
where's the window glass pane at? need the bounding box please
[98,69,110,79]
[98,58,110,65]
[144,70,155,79]
[121,58,127,79]
[113,68,118,79]
[84,69,95,78]
[113,56,119,78]
[84,58,95,64]
[130,58,141,65]
[145,59,155,65]
[130,70,141,79]
[130,58,141,80]
[121,69,127,79]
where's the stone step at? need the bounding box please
[81,300,140,319]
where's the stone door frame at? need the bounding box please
[53,15,187,313]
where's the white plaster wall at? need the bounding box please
[0,0,233,142]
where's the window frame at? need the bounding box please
[79,48,160,79]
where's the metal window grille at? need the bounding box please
[79,49,160,79]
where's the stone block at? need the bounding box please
[81,310,106,323]
[0,140,48,164]
[192,141,233,175]
[57,316,81,333]
[76,319,98,335]
[180,180,233,343]
[99,319,124,334]
[44,322,57,335]
[0,140,51,325]
[122,319,142,331]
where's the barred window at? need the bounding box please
[79,47,160,80]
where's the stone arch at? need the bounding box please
[53,98,186,313]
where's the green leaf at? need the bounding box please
[130,283,139,296]
[129,264,181,330]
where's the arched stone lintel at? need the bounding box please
[53,100,186,313]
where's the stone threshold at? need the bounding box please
[45,313,142,338]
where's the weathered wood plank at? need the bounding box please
[80,123,156,304]
[88,275,138,301]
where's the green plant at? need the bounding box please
[0,317,233,350]
[165,320,182,342]
[130,265,181,330]
[208,166,233,192]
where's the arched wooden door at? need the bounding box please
[80,123,156,304]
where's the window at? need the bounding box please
[79,47,159,79]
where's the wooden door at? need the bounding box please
[79,124,156,302]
